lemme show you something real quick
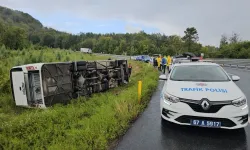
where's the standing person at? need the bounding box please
[156,56,161,71]
[150,57,153,65]
[164,55,168,69]
[153,56,157,68]
[160,56,163,71]
[167,55,172,73]
[161,56,167,74]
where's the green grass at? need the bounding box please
[0,46,108,115]
[0,47,159,150]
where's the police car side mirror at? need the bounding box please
[231,75,240,81]
[159,75,168,80]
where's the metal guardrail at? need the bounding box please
[93,53,131,60]
[94,53,250,70]
[209,59,250,70]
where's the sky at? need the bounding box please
[1,0,250,46]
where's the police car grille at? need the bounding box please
[175,116,236,127]
[186,103,227,113]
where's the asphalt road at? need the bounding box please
[114,67,250,150]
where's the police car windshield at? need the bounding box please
[170,65,230,82]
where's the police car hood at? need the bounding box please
[165,80,243,101]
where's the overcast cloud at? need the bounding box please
[1,0,250,46]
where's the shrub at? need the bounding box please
[65,56,70,61]
[56,52,61,61]
[37,50,44,63]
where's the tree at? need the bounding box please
[237,48,249,58]
[42,33,55,48]
[3,4,250,59]
[229,32,240,44]
[2,26,28,50]
[14,27,29,49]
[168,35,183,55]
[119,40,127,54]
[54,35,64,49]
[0,22,6,45]
[76,38,96,51]
[30,34,40,44]
[82,38,95,49]
[220,34,228,47]
[182,27,199,51]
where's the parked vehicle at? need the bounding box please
[80,48,92,54]
[135,55,151,63]
[173,52,200,62]
[160,62,248,129]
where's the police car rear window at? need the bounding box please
[170,65,230,82]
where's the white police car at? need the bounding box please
[160,62,248,129]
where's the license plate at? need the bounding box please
[190,119,221,128]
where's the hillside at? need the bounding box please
[0,5,206,55]
[0,6,43,31]
[0,5,250,58]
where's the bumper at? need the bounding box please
[160,98,249,129]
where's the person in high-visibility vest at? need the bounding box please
[156,56,162,71]
[167,55,172,72]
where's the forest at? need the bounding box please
[1,5,250,58]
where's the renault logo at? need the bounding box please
[201,99,210,110]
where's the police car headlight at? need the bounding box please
[164,93,180,103]
[232,98,247,107]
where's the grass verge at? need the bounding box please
[0,47,159,149]
[0,47,108,116]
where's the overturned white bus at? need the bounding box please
[10,60,130,108]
